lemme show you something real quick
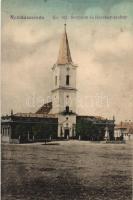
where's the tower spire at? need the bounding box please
[57,24,72,65]
[64,23,66,32]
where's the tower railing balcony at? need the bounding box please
[61,110,76,116]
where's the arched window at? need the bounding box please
[55,76,57,86]
[60,126,63,137]
[66,106,69,113]
[66,95,69,105]
[66,75,69,85]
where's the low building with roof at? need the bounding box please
[1,112,58,143]
[114,121,133,141]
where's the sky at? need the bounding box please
[1,0,133,123]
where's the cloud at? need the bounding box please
[110,2,133,18]
[85,7,104,16]
[71,25,133,121]
[2,22,60,63]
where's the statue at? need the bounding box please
[104,126,110,141]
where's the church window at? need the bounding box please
[66,75,69,85]
[60,126,63,137]
[66,95,69,105]
[66,106,69,113]
[55,76,57,86]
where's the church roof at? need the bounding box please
[13,112,56,118]
[77,115,106,120]
[57,24,73,65]
[36,102,52,114]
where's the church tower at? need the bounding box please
[51,24,78,138]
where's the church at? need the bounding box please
[38,24,77,138]
[1,25,115,143]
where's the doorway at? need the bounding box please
[64,128,69,139]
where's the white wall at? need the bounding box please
[51,63,77,114]
[58,114,76,137]
[114,128,133,140]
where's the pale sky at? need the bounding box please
[1,0,133,123]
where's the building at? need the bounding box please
[1,112,58,143]
[114,121,133,141]
[1,25,115,143]
[51,24,77,138]
[76,116,114,141]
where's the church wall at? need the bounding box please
[59,64,77,88]
[51,63,77,114]
[58,90,76,113]
[51,90,60,114]
[58,114,76,138]
[52,65,60,90]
